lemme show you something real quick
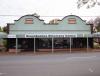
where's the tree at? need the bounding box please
[94,17,100,32]
[0,26,3,32]
[77,0,100,9]
[2,26,8,33]
[87,18,100,32]
[49,19,60,24]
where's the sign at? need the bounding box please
[25,34,48,38]
[65,34,76,37]
[25,34,77,38]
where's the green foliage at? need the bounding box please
[96,26,100,32]
[94,42,100,48]
[0,27,2,32]
[77,0,100,9]
[97,23,100,32]
[3,39,7,47]
[2,26,7,33]
[94,17,100,32]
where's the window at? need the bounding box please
[25,18,33,24]
[68,18,76,24]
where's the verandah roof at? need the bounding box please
[1,32,100,38]
[7,33,93,38]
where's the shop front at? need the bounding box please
[7,34,93,53]
[7,14,93,53]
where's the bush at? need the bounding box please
[94,42,100,48]
[0,39,7,52]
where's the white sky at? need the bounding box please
[0,0,100,27]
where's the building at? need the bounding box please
[6,14,94,53]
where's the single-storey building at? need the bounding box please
[5,13,94,53]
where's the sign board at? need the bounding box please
[8,34,93,38]
[25,34,48,38]
[25,34,77,38]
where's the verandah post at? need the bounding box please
[16,37,18,54]
[34,37,36,53]
[52,37,54,53]
[70,37,72,53]
[87,37,89,52]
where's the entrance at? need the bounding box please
[38,38,52,52]
[53,38,70,52]
[18,38,34,51]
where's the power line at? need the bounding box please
[0,15,22,16]
[0,15,99,17]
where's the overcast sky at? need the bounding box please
[0,0,100,27]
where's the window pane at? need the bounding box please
[25,18,33,24]
[68,18,76,24]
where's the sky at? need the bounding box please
[0,0,100,27]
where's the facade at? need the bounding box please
[7,14,93,53]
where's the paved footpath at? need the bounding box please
[0,52,100,76]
